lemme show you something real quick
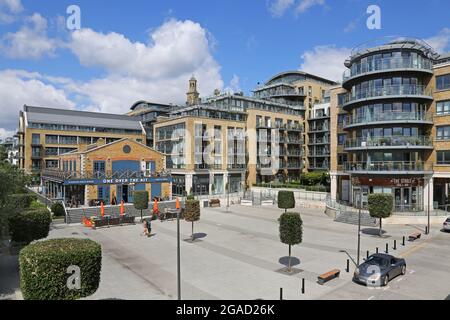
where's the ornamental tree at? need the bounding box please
[368,193,394,236]
[279,212,303,272]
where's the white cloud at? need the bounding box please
[295,0,325,15]
[0,0,23,24]
[0,13,58,59]
[223,74,241,94]
[0,69,76,131]
[269,0,295,17]
[425,28,450,54]
[300,45,351,82]
[64,19,223,113]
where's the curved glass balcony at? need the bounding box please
[344,136,433,150]
[344,112,433,128]
[343,57,433,84]
[343,84,433,108]
[344,161,432,173]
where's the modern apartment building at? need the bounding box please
[308,99,331,171]
[127,101,177,146]
[18,106,146,180]
[152,73,335,196]
[330,37,450,212]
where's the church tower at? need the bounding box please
[186,76,200,106]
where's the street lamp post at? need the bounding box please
[226,174,230,212]
[427,176,431,235]
[357,188,362,266]
[176,208,181,300]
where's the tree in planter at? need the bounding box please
[368,193,394,237]
[279,212,303,272]
[133,190,149,221]
[184,198,200,241]
[8,208,52,245]
[51,202,66,217]
[278,190,295,213]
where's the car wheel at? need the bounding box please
[401,265,406,275]
[383,275,389,287]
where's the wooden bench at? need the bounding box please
[209,199,221,208]
[317,269,340,285]
[409,232,421,241]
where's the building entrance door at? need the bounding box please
[118,185,129,203]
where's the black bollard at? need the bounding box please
[394,240,397,250]
[346,259,350,273]
[280,288,283,300]
[367,250,369,259]
[301,278,305,294]
[402,236,405,246]
[385,243,389,254]
[376,247,378,254]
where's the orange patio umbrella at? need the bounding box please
[153,198,159,214]
[120,200,125,216]
[175,197,181,210]
[100,202,105,218]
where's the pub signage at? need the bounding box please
[64,176,172,186]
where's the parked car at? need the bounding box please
[353,253,406,287]
[443,217,450,232]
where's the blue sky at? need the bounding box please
[0,0,449,136]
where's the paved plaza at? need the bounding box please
[2,204,450,300]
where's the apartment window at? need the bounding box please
[31,134,40,145]
[338,134,346,145]
[338,153,348,165]
[45,135,58,144]
[338,93,346,106]
[338,114,346,127]
[436,74,450,91]
[437,151,450,165]
[436,100,450,115]
[437,126,450,140]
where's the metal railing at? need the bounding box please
[344,136,433,149]
[344,161,432,172]
[41,169,171,181]
[343,57,433,81]
[344,84,432,105]
[345,112,432,126]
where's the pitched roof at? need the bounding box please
[24,105,143,131]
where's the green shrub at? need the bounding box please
[7,193,37,210]
[8,208,51,244]
[278,191,295,213]
[19,238,102,300]
[185,199,200,240]
[368,193,394,236]
[29,200,47,210]
[186,194,195,200]
[133,190,149,220]
[51,202,65,217]
[278,212,303,271]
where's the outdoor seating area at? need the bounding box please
[83,214,136,229]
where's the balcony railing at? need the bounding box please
[41,169,170,181]
[343,57,433,82]
[344,136,433,149]
[345,112,432,127]
[344,85,432,106]
[344,161,432,173]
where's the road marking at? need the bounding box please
[383,286,390,291]
[409,270,415,274]
[397,278,403,282]
[368,296,376,300]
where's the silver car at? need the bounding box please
[444,217,450,232]
[353,253,406,287]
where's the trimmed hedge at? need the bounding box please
[184,199,200,222]
[19,238,102,300]
[278,191,295,212]
[7,193,37,210]
[133,191,149,210]
[8,208,51,244]
[279,212,303,246]
[368,193,394,219]
[29,200,47,210]
[51,202,65,217]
